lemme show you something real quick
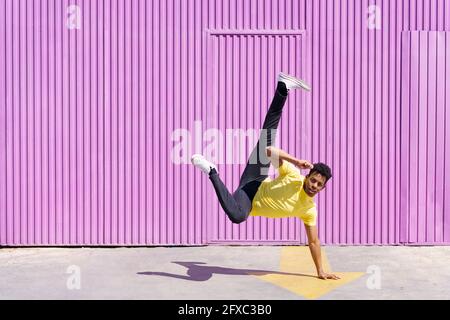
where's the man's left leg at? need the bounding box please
[191,73,310,222]
[237,82,288,188]
[238,73,310,188]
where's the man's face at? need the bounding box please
[303,172,327,197]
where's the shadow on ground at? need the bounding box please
[137,261,317,281]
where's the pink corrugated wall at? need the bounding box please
[400,31,450,244]
[0,0,449,246]
[206,30,309,244]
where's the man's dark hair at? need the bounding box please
[308,162,332,182]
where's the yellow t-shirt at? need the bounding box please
[249,161,318,226]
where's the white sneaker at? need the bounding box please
[191,154,218,175]
[278,72,311,91]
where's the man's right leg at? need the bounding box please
[192,155,252,224]
[208,168,253,224]
[190,82,289,224]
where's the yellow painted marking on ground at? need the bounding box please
[248,246,365,299]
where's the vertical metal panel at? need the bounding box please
[0,0,5,245]
[0,0,449,246]
[300,0,448,245]
[206,31,307,243]
[400,31,450,244]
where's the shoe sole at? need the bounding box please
[279,73,311,91]
[191,154,217,174]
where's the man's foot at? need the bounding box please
[278,72,311,92]
[191,154,218,175]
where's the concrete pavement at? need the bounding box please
[0,246,449,300]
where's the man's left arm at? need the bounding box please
[304,224,341,280]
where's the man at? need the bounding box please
[191,73,340,280]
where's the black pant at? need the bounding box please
[208,83,288,224]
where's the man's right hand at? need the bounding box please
[293,159,314,170]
